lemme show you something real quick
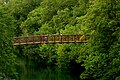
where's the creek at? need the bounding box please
[20,68,79,80]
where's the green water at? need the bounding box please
[20,68,79,80]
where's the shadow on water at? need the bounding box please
[20,67,79,80]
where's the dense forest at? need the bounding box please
[0,0,120,80]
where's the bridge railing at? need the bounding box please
[13,34,89,45]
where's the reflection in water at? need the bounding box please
[21,68,79,80]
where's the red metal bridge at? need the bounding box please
[13,34,89,45]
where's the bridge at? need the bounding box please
[13,34,89,45]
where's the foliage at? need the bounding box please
[20,0,87,34]
[79,0,120,80]
[0,0,120,79]
[4,0,42,36]
[0,5,18,79]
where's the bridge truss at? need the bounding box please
[13,34,89,45]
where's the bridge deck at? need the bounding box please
[13,34,89,45]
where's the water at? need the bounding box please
[20,68,79,80]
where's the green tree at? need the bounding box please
[4,0,42,36]
[79,0,120,79]
[20,0,79,34]
[0,6,18,79]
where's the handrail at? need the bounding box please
[13,34,89,45]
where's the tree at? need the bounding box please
[0,5,18,79]
[79,0,120,79]
[4,0,42,36]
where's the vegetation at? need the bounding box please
[0,0,120,80]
